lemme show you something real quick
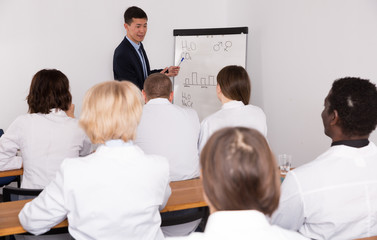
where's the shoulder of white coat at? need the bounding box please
[184,107,200,124]
[3,115,27,133]
[294,147,332,174]
[185,107,199,118]
[245,104,266,115]
[146,153,169,168]
[12,113,31,124]
[60,154,92,169]
[144,154,170,179]
[173,104,197,114]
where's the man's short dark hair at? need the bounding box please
[124,6,148,25]
[143,73,172,100]
[27,69,72,114]
[328,77,377,136]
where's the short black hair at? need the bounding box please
[328,77,377,136]
[124,6,148,25]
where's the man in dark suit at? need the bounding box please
[113,6,180,90]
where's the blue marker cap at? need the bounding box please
[178,57,184,66]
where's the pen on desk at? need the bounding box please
[177,57,184,66]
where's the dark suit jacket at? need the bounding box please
[113,37,160,90]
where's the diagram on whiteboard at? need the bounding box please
[173,28,248,121]
[183,73,216,87]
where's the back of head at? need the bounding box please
[200,127,280,216]
[328,77,377,137]
[79,81,143,144]
[124,6,148,25]
[217,65,251,105]
[27,69,72,114]
[143,73,172,101]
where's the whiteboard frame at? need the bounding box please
[172,27,249,120]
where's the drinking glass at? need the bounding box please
[278,154,292,175]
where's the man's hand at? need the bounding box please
[160,66,180,77]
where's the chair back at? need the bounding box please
[3,186,42,202]
[161,206,209,227]
[0,129,3,137]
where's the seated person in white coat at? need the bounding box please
[271,77,377,239]
[135,73,201,237]
[198,65,267,152]
[169,127,308,240]
[19,81,171,240]
[0,69,92,189]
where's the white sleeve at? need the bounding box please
[198,119,210,154]
[160,157,172,211]
[0,119,23,171]
[19,162,68,235]
[271,171,305,230]
[160,183,172,211]
[260,110,268,138]
[79,134,93,157]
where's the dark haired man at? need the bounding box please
[272,77,377,239]
[135,73,201,237]
[113,6,179,90]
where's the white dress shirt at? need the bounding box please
[19,140,171,240]
[168,210,308,240]
[0,110,92,188]
[271,142,377,239]
[135,98,200,181]
[198,100,267,152]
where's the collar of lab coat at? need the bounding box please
[205,210,269,234]
[146,98,171,105]
[221,100,245,110]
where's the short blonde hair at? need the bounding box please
[79,81,143,144]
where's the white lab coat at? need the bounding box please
[198,100,267,152]
[135,98,201,236]
[135,98,200,181]
[168,210,308,240]
[19,140,171,240]
[271,142,377,239]
[0,109,92,188]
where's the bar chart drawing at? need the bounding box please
[184,72,216,87]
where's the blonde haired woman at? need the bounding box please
[19,81,171,240]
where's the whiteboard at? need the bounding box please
[173,27,248,121]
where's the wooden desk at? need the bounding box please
[0,169,23,178]
[0,178,205,236]
[0,200,68,236]
[162,178,206,212]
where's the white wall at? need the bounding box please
[0,0,227,127]
[1,0,377,167]
[228,0,377,166]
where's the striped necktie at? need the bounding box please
[138,47,148,79]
